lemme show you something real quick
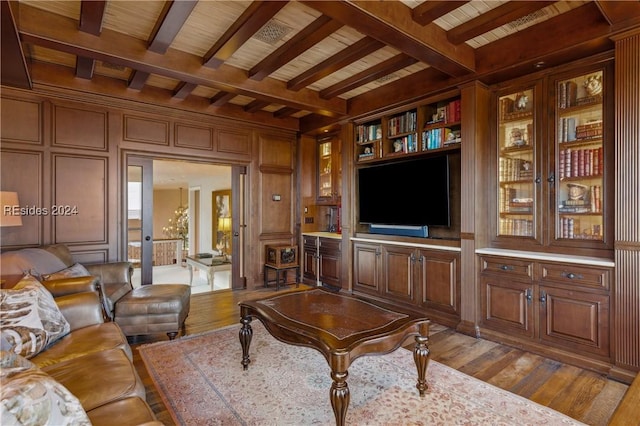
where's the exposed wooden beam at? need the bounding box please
[173,81,197,99]
[447,1,555,45]
[319,54,418,99]
[148,0,197,54]
[128,70,150,90]
[1,1,31,89]
[595,0,640,27]
[210,91,236,107]
[273,107,298,118]
[303,0,474,77]
[17,4,346,117]
[249,16,343,81]
[203,1,287,69]
[79,0,106,36]
[287,36,384,91]
[412,1,469,26]
[75,56,95,79]
[244,100,270,113]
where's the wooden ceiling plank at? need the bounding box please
[249,15,343,81]
[594,0,640,27]
[203,1,287,69]
[17,4,346,117]
[173,81,197,99]
[319,54,418,99]
[303,0,474,77]
[148,0,197,54]
[210,91,236,107]
[412,1,469,26]
[79,0,106,36]
[128,70,150,90]
[1,1,31,89]
[244,100,270,113]
[75,56,95,79]
[447,1,555,45]
[287,36,384,91]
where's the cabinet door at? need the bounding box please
[551,63,612,251]
[353,242,381,296]
[417,250,460,316]
[302,236,317,284]
[318,238,341,289]
[381,245,415,304]
[495,85,541,243]
[539,285,609,357]
[481,276,535,338]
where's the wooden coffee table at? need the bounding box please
[238,288,430,426]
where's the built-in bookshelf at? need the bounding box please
[354,96,461,164]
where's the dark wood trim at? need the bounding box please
[412,1,469,26]
[147,0,197,54]
[78,0,106,36]
[1,1,31,89]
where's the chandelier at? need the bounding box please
[162,187,188,249]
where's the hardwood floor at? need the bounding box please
[130,286,629,426]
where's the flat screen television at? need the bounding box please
[358,155,451,228]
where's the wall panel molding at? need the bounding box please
[52,103,108,151]
[0,96,42,145]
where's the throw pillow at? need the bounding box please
[41,263,90,281]
[1,275,70,358]
[0,351,91,426]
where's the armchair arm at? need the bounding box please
[55,291,105,330]
[41,275,99,298]
[84,262,133,285]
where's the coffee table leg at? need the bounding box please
[330,370,350,426]
[239,316,253,370]
[413,334,430,396]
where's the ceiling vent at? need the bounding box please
[508,9,549,29]
[376,74,397,84]
[100,61,126,71]
[253,20,291,45]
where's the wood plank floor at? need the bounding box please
[130,286,629,426]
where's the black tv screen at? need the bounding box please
[358,155,451,227]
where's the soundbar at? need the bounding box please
[369,224,429,238]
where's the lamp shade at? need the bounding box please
[0,191,22,227]
[218,217,231,232]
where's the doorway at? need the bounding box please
[126,156,244,292]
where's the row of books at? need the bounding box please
[422,128,461,150]
[499,218,533,237]
[499,157,533,182]
[356,123,382,143]
[390,134,419,154]
[558,118,602,142]
[558,147,603,179]
[499,188,533,214]
[558,81,578,109]
[388,110,417,137]
[558,218,602,240]
[426,99,461,125]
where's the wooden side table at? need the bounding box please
[263,263,300,291]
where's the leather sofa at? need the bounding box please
[1,244,191,340]
[2,275,162,425]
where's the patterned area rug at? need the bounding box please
[139,322,585,426]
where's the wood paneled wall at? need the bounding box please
[612,29,640,380]
[0,87,297,288]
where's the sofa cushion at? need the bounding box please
[41,263,90,281]
[86,396,158,426]
[0,248,68,279]
[42,348,145,412]
[31,322,132,369]
[1,276,70,358]
[0,350,91,426]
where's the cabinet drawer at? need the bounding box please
[303,236,317,248]
[319,238,341,253]
[539,263,610,290]
[480,256,533,279]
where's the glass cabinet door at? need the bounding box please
[318,140,333,199]
[554,70,604,242]
[497,88,536,238]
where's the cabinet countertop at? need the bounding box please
[475,247,615,267]
[302,232,342,240]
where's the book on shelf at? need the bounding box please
[558,81,578,109]
[388,110,417,137]
[356,123,382,143]
[559,147,602,178]
[426,99,461,125]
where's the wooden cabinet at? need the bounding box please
[492,61,613,257]
[302,234,342,290]
[480,254,611,360]
[353,240,460,326]
[317,135,341,204]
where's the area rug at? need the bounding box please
[139,322,585,426]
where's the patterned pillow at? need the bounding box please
[41,263,90,281]
[0,275,70,358]
[0,351,91,425]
